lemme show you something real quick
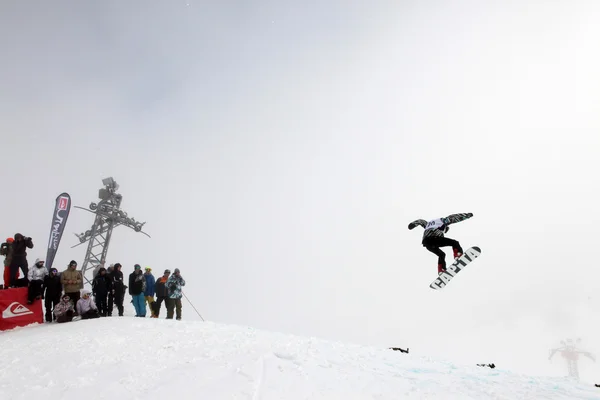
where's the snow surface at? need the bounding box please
[2,318,599,400]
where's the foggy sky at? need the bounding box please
[2,1,600,382]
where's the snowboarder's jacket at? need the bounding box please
[143,272,156,297]
[44,272,62,300]
[76,290,98,315]
[166,274,185,299]
[28,261,49,282]
[155,276,168,298]
[92,269,112,296]
[61,267,83,293]
[129,271,146,295]
[10,234,33,265]
[54,297,74,318]
[408,213,473,241]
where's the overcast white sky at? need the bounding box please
[2,0,600,382]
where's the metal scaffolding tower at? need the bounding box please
[72,177,150,286]
[549,338,595,380]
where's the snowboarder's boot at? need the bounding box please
[437,263,446,275]
[453,248,463,260]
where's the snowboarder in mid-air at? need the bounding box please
[408,213,473,274]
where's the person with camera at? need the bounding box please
[9,233,33,287]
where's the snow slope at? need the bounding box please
[1,318,598,400]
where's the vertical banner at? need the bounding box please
[46,193,71,271]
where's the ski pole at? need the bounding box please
[182,291,205,321]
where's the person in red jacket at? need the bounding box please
[1,238,15,288]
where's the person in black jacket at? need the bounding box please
[43,268,63,322]
[111,263,125,316]
[105,264,114,316]
[408,213,474,274]
[154,269,171,318]
[92,267,112,317]
[129,264,146,317]
[9,233,33,286]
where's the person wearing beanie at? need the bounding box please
[143,267,156,317]
[129,264,146,317]
[92,267,112,317]
[105,264,114,316]
[61,260,83,309]
[111,263,125,316]
[165,268,185,320]
[9,233,33,286]
[154,269,170,318]
[43,268,63,322]
[27,258,49,304]
[54,294,75,323]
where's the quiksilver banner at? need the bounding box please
[46,193,71,270]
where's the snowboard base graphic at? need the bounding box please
[429,246,481,290]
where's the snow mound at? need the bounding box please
[1,319,598,399]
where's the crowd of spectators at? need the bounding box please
[1,234,186,322]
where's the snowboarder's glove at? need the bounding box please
[408,223,416,230]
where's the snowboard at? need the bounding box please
[429,246,481,290]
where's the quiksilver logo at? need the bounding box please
[2,302,34,319]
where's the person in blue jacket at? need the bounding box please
[143,267,156,317]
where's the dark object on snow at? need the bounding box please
[13,277,29,288]
[477,363,496,369]
[595,384,600,388]
[390,347,409,354]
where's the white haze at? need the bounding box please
[1,0,600,383]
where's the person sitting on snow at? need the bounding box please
[54,294,75,323]
[27,258,49,304]
[76,289,100,320]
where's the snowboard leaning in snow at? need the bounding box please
[429,246,481,290]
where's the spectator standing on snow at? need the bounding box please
[76,289,100,319]
[27,258,48,304]
[44,268,62,322]
[92,267,111,317]
[129,264,146,317]
[54,294,75,323]
[92,263,103,279]
[61,260,83,308]
[1,237,15,287]
[9,233,33,286]
[111,263,125,316]
[105,264,115,315]
[154,269,170,318]
[143,267,156,317]
[166,268,185,320]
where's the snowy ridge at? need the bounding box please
[1,319,599,400]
